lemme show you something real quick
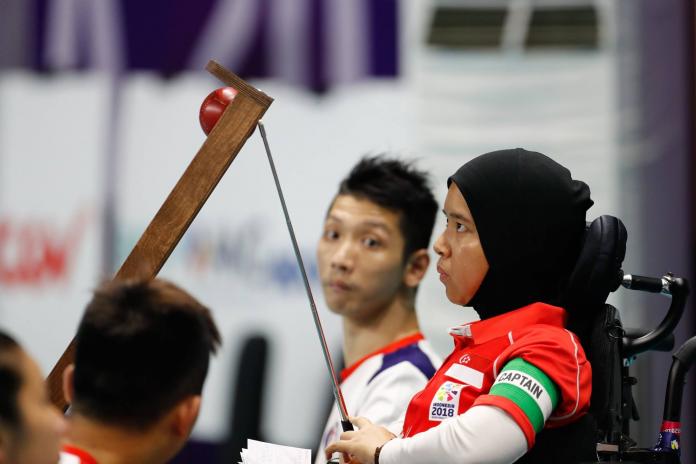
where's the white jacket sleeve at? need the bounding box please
[378,405,528,464]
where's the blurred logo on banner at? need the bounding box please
[116,219,318,291]
[0,210,91,287]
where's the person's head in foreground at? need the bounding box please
[0,331,66,464]
[326,148,595,464]
[61,278,221,464]
[317,155,438,327]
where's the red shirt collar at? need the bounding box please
[62,444,98,464]
[340,333,425,382]
[449,302,566,346]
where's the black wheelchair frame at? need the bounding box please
[594,273,692,463]
[565,216,694,464]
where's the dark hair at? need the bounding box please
[336,156,438,258]
[0,332,22,432]
[72,279,221,429]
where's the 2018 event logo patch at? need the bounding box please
[429,381,465,421]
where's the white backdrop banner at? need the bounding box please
[0,73,106,374]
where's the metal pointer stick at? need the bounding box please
[257,121,353,432]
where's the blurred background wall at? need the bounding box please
[0,0,693,462]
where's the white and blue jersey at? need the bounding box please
[316,333,440,464]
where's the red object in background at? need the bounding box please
[199,87,239,135]
[0,212,88,286]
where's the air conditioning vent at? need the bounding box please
[526,7,598,48]
[427,7,506,48]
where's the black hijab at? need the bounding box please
[448,148,593,319]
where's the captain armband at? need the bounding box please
[488,358,560,433]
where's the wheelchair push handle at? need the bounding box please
[622,274,671,294]
[621,274,689,358]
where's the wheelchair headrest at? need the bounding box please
[562,215,627,333]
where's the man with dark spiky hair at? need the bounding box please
[315,156,441,464]
[59,278,221,464]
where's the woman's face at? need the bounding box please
[0,350,66,464]
[433,184,489,305]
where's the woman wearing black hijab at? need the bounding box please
[326,149,595,464]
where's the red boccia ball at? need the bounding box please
[199,87,239,135]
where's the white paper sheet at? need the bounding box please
[240,438,311,464]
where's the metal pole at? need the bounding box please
[257,121,352,431]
